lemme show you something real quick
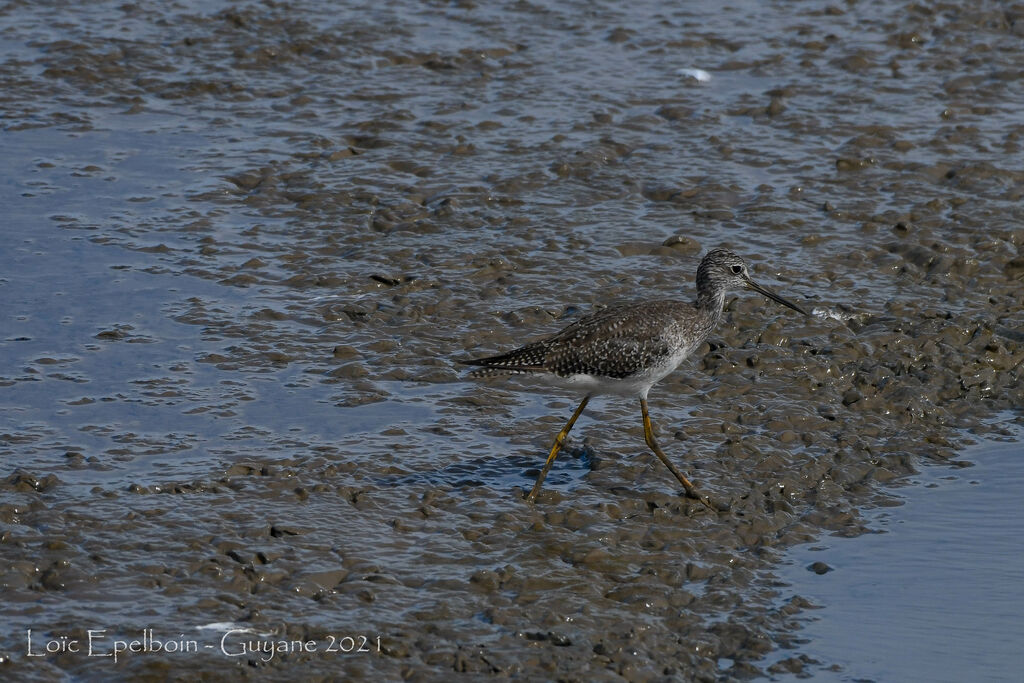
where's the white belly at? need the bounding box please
[545,345,695,399]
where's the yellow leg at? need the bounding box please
[641,398,716,511]
[526,395,590,503]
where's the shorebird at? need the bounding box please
[462,248,808,509]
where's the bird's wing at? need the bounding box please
[463,300,697,379]
[540,301,691,378]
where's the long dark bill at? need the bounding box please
[745,279,809,316]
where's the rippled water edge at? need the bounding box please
[2,0,1023,679]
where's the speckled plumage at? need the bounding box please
[463,248,794,397]
[461,247,808,505]
[464,299,718,394]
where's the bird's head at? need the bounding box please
[697,247,808,315]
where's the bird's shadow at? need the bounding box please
[371,445,595,492]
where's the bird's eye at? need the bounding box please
[730,265,743,274]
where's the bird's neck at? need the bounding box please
[694,286,726,318]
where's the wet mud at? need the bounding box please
[1,0,1023,680]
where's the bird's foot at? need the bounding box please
[684,487,725,513]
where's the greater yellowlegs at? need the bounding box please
[462,248,808,509]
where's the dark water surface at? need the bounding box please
[2,0,1023,679]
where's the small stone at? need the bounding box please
[662,235,701,253]
[548,632,572,647]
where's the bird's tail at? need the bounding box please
[458,348,547,378]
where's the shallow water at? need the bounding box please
[2,0,1023,679]
[772,424,1024,682]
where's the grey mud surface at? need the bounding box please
[1,1,1023,680]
